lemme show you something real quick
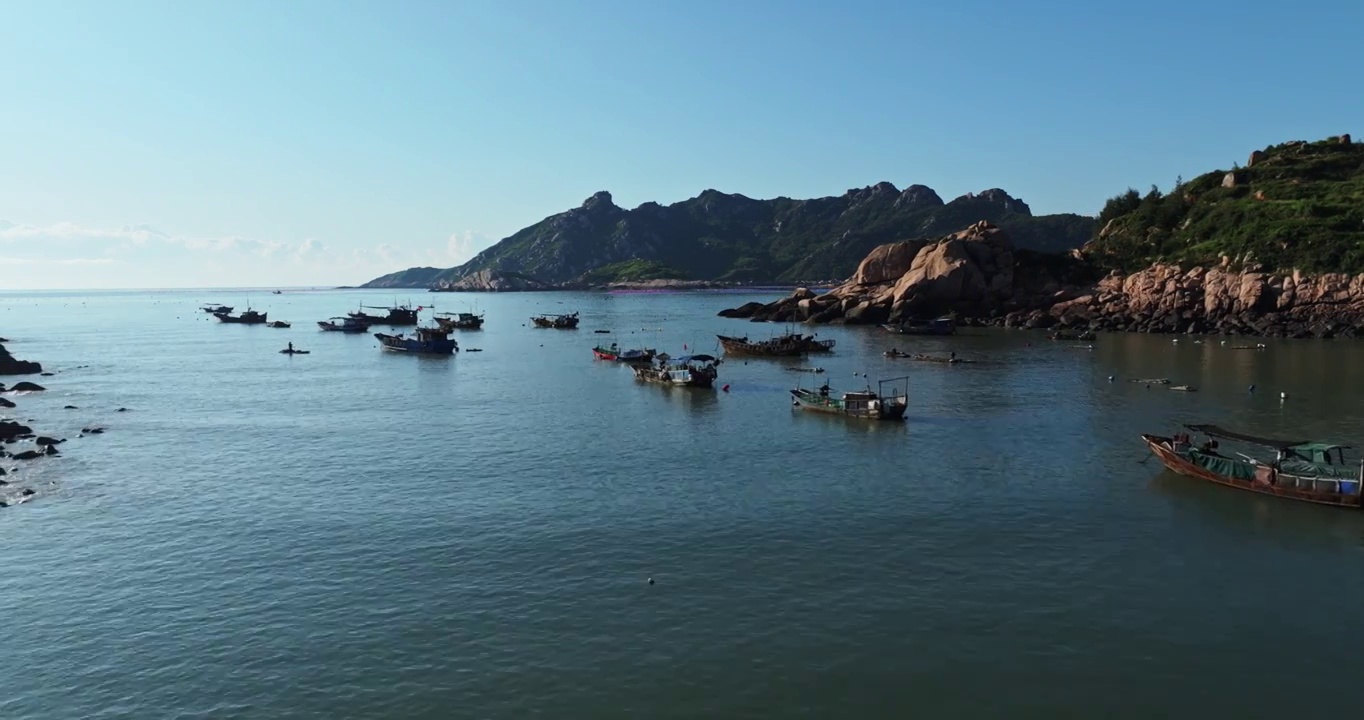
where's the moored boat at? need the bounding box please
[433,311,485,330]
[531,312,580,329]
[632,353,719,387]
[318,316,371,333]
[716,332,834,357]
[1142,423,1363,508]
[790,377,908,421]
[881,316,956,336]
[214,309,268,324]
[268,321,291,328]
[200,304,233,314]
[374,326,458,355]
[350,303,421,326]
[593,342,655,364]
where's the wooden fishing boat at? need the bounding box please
[433,311,484,330]
[531,312,580,329]
[318,316,371,333]
[279,343,309,355]
[791,377,908,421]
[1142,424,1363,509]
[200,304,232,314]
[374,326,458,355]
[593,343,656,364]
[214,309,268,324]
[350,303,420,326]
[880,316,956,336]
[884,350,973,364]
[632,354,719,388]
[716,332,834,357]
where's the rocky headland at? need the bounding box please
[719,223,1364,338]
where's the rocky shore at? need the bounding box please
[718,221,1364,338]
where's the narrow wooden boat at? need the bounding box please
[593,343,655,364]
[791,377,908,421]
[716,332,834,357]
[632,354,719,388]
[214,309,268,324]
[318,316,371,333]
[374,326,458,355]
[1142,423,1363,509]
[531,312,580,329]
[279,343,309,355]
[200,304,232,314]
[433,311,484,330]
[350,303,420,326]
[880,316,955,336]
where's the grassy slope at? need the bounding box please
[1086,137,1364,274]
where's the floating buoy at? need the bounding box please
[1107,375,1115,382]
[647,577,655,586]
[1280,391,1288,400]
[1248,384,1256,393]
[721,384,730,392]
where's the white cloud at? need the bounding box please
[445,230,491,264]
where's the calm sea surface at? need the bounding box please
[5,288,1364,719]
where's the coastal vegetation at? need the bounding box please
[1085,135,1364,274]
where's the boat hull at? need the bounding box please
[318,321,369,333]
[215,312,267,324]
[374,333,457,355]
[1142,434,1363,508]
[790,390,907,421]
[717,334,823,357]
[632,366,716,388]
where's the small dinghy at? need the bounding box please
[280,343,310,355]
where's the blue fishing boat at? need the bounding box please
[374,326,458,355]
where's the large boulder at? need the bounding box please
[852,240,927,285]
[0,345,41,376]
[0,421,33,442]
[7,382,45,392]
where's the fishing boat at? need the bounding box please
[214,309,268,324]
[716,332,835,357]
[279,343,309,355]
[268,321,291,328]
[433,311,485,330]
[632,353,720,388]
[593,343,656,364]
[200,304,232,314]
[880,316,956,336]
[885,349,971,364]
[374,326,458,355]
[791,377,909,421]
[531,312,580,329]
[349,303,420,326]
[1142,424,1364,509]
[317,316,370,333]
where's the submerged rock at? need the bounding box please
[7,381,45,392]
[0,421,33,442]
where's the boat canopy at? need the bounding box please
[674,354,717,363]
[1185,424,1309,449]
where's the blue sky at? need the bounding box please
[2,0,1361,288]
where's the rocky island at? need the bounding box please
[721,135,1364,337]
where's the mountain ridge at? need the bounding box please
[362,183,1094,289]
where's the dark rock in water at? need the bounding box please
[0,337,8,343]
[718,302,768,319]
[116,407,129,412]
[44,444,59,456]
[40,372,54,377]
[8,381,45,392]
[35,436,62,446]
[22,488,35,496]
[0,344,42,375]
[63,405,78,409]
[12,450,43,461]
[0,421,33,442]
[82,427,105,435]
[0,398,14,408]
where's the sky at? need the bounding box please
[2,0,1361,289]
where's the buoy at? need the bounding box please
[647,577,655,585]
[1107,375,1115,382]
[721,384,730,392]
[1280,391,1288,399]
[1248,384,1256,392]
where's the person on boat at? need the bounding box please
[819,382,830,397]
[287,342,294,353]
